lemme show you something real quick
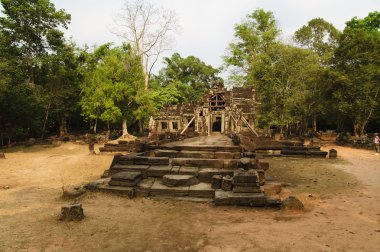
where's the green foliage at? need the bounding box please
[346,11,380,31]
[152,52,220,103]
[0,0,71,82]
[253,44,321,130]
[294,18,340,62]
[80,44,145,131]
[224,9,280,85]
[328,14,380,136]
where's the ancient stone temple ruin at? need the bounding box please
[150,81,260,137]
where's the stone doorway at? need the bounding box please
[212,116,222,132]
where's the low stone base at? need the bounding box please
[214,190,267,206]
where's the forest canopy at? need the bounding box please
[0,0,379,145]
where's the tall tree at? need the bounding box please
[223,9,280,86]
[80,44,145,137]
[253,44,321,134]
[294,18,340,63]
[0,0,70,84]
[113,0,179,89]
[38,41,81,137]
[329,12,380,137]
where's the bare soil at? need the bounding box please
[0,142,380,251]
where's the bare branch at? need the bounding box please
[111,0,180,89]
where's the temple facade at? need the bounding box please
[150,81,260,136]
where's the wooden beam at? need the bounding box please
[180,116,195,135]
[241,115,259,137]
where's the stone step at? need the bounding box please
[280,150,328,157]
[163,175,199,187]
[110,164,150,177]
[214,190,267,206]
[154,150,241,159]
[146,145,242,153]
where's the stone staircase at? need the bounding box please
[93,142,280,207]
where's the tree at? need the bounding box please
[80,44,145,137]
[294,18,340,63]
[223,9,280,86]
[113,0,179,89]
[152,53,221,102]
[0,0,71,84]
[253,44,321,134]
[329,13,380,137]
[37,41,81,137]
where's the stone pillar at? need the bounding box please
[221,112,225,134]
[206,114,211,136]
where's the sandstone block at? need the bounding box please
[221,176,233,191]
[162,174,199,187]
[60,204,84,221]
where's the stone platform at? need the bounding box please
[94,135,281,207]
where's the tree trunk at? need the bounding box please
[312,113,317,132]
[41,102,51,139]
[144,71,149,90]
[93,118,97,134]
[59,115,68,137]
[139,120,143,134]
[122,116,129,137]
[353,122,360,139]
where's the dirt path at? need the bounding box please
[0,143,379,251]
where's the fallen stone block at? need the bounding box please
[214,190,267,206]
[85,178,110,191]
[282,196,304,210]
[60,203,84,221]
[62,185,86,199]
[329,149,337,159]
[162,175,199,187]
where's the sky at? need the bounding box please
[49,0,379,74]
